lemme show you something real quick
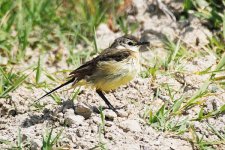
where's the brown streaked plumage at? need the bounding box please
[36,35,149,113]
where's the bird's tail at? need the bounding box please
[35,77,75,102]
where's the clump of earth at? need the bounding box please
[0,0,224,149]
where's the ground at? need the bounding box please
[0,0,225,150]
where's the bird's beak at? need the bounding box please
[136,41,150,46]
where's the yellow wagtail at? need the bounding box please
[37,35,149,113]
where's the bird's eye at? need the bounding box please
[128,41,134,46]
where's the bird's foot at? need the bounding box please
[93,105,126,115]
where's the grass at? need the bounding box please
[182,0,225,30]
[0,0,225,149]
[146,53,225,148]
[0,0,121,64]
[0,0,127,98]
[143,9,225,146]
[90,107,107,150]
[148,102,189,134]
[4,0,125,100]
[35,56,42,85]
[0,128,26,149]
[42,128,63,150]
[138,23,225,148]
[186,123,225,150]
[16,128,22,150]
[189,125,214,150]
[0,128,64,149]
[97,107,107,150]
[0,66,28,98]
[117,16,139,34]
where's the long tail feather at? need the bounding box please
[35,77,75,102]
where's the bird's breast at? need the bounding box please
[86,52,140,91]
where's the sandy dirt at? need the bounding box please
[0,0,225,150]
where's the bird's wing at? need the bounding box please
[69,48,131,78]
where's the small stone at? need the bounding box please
[8,109,17,116]
[119,120,141,132]
[117,109,128,117]
[103,109,117,121]
[105,132,113,140]
[64,109,85,127]
[105,121,114,127]
[76,129,84,137]
[22,134,28,142]
[0,119,7,129]
[64,108,74,115]
[54,121,60,127]
[67,134,77,143]
[30,139,42,150]
[58,138,74,149]
[75,103,92,119]
[92,116,101,124]
[57,112,64,118]
[59,118,65,126]
[90,125,98,133]
[208,84,219,93]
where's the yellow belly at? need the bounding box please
[76,56,139,92]
[93,71,135,91]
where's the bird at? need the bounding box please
[36,35,149,113]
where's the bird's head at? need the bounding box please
[110,35,149,52]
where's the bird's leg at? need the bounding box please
[96,90,118,114]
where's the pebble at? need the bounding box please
[103,109,117,120]
[64,109,85,127]
[105,121,114,127]
[92,116,101,124]
[76,129,84,137]
[75,103,92,119]
[119,119,142,132]
[105,132,113,140]
[117,109,128,117]
[21,134,28,142]
[30,139,42,150]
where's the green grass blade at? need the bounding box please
[0,73,28,98]
[219,104,225,112]
[172,97,185,113]
[36,56,41,84]
[215,54,225,72]
[170,39,181,64]
[71,88,80,101]
[51,128,63,146]
[207,123,225,140]
[223,13,225,40]
[93,26,98,53]
[0,67,12,84]
[17,128,22,150]
[197,107,204,121]
[186,80,210,106]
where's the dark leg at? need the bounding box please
[96,90,118,113]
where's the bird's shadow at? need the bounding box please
[21,99,117,128]
[22,100,75,128]
[22,108,55,128]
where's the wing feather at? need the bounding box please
[69,48,132,79]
